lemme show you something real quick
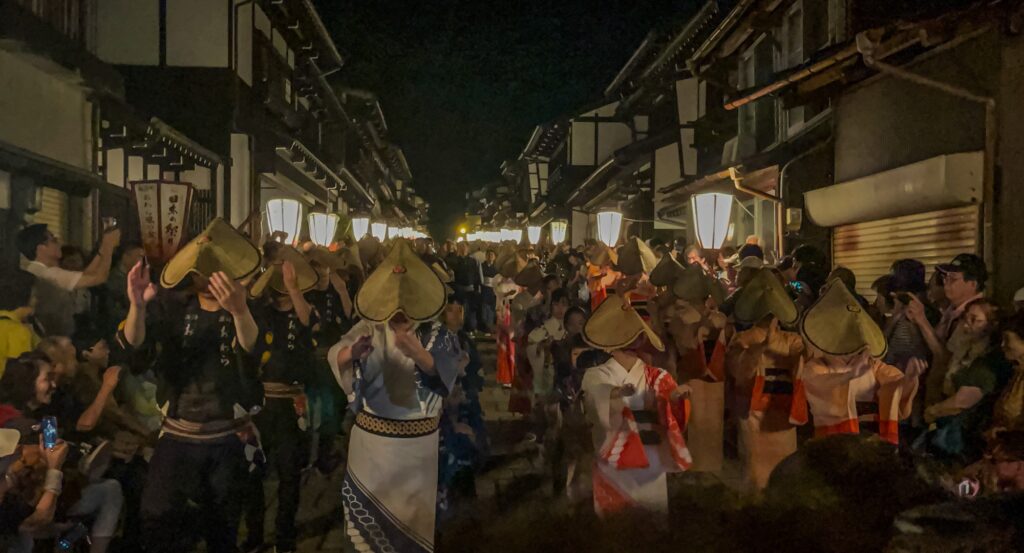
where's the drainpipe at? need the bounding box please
[777,139,832,256]
[855,32,997,286]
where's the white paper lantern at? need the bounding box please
[596,210,623,246]
[370,222,387,241]
[266,198,303,245]
[307,213,339,247]
[549,220,567,244]
[351,216,370,240]
[691,193,734,250]
[527,225,542,245]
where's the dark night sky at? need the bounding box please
[314,0,695,237]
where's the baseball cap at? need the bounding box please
[738,244,764,261]
[936,254,988,285]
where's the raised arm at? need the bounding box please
[329,272,353,318]
[77,228,120,289]
[76,366,121,432]
[123,261,156,347]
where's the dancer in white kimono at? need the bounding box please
[581,294,693,516]
[328,240,461,553]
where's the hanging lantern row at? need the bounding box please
[264,199,424,246]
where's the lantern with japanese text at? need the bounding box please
[131,180,194,263]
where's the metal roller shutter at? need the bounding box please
[833,206,979,299]
[30,187,69,241]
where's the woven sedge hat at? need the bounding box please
[587,243,618,267]
[497,246,529,279]
[583,293,665,352]
[649,253,685,287]
[672,264,725,305]
[513,259,545,292]
[354,238,447,323]
[733,268,799,325]
[800,280,887,358]
[250,242,319,297]
[161,218,261,289]
[305,245,345,271]
[617,237,658,277]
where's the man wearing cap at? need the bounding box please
[328,240,461,553]
[119,219,264,553]
[909,254,987,346]
[581,294,692,516]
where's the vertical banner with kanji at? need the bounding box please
[131,181,194,263]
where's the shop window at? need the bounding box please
[730,196,777,258]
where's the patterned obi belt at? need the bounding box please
[263,382,305,399]
[632,410,662,446]
[161,416,252,444]
[355,411,441,439]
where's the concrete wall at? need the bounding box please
[834,33,998,183]
[0,51,93,170]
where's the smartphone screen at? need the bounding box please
[42,416,58,449]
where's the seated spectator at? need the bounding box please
[0,427,69,552]
[0,353,123,553]
[0,268,40,377]
[916,300,1010,462]
[993,312,1024,432]
[34,337,125,469]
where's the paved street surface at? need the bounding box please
[242,336,538,552]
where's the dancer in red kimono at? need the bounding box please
[582,294,692,516]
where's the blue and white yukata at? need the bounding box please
[328,319,460,553]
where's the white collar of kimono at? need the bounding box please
[609,356,645,378]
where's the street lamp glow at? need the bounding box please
[596,210,623,246]
[691,192,734,250]
[307,212,339,247]
[527,225,541,245]
[266,198,303,245]
[370,222,387,241]
[351,216,370,240]
[550,220,567,244]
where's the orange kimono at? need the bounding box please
[798,355,918,444]
[727,326,807,489]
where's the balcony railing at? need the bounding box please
[15,0,90,48]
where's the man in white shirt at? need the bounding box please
[16,223,120,335]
